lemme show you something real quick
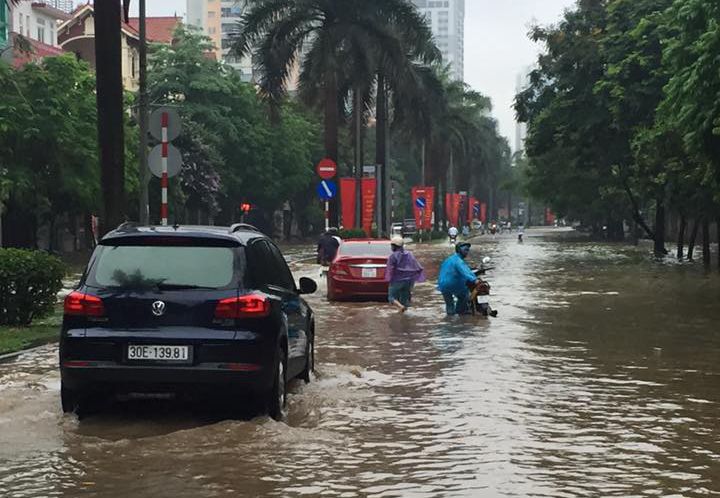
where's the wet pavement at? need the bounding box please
[2,229,720,497]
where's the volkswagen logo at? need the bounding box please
[151,300,166,317]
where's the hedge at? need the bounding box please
[0,248,65,326]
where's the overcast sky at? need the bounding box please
[130,0,576,147]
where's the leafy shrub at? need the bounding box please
[339,228,370,239]
[0,249,65,326]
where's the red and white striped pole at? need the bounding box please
[324,201,330,232]
[160,111,169,226]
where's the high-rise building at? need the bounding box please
[186,0,253,82]
[46,0,74,13]
[413,0,465,81]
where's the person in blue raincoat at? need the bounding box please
[437,242,479,315]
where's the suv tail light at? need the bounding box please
[215,295,270,319]
[64,291,105,317]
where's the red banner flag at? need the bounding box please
[545,207,556,225]
[480,203,487,223]
[447,193,460,227]
[339,178,357,229]
[423,187,435,229]
[361,178,377,236]
[412,186,435,230]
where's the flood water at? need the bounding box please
[2,229,720,497]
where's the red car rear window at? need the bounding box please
[338,242,392,258]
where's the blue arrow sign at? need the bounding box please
[473,203,481,214]
[415,197,427,209]
[317,180,337,200]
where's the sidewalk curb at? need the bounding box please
[0,341,57,364]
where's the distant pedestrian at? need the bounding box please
[385,236,425,312]
[317,227,341,265]
[437,242,479,316]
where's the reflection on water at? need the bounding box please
[2,231,720,496]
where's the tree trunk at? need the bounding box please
[324,71,339,227]
[95,0,126,236]
[687,219,699,261]
[623,180,655,240]
[353,88,362,230]
[676,215,686,260]
[376,72,387,235]
[717,218,720,271]
[653,196,667,256]
[702,218,711,267]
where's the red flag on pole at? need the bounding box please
[339,178,356,229]
[361,178,377,236]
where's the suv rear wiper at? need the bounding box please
[156,284,217,290]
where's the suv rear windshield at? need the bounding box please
[338,243,392,258]
[86,243,242,290]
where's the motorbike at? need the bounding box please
[469,257,498,317]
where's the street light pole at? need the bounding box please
[138,0,149,225]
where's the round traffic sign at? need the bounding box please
[317,180,337,200]
[148,144,182,178]
[316,158,337,179]
[149,107,181,142]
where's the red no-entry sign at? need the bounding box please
[316,158,337,179]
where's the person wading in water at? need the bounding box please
[385,236,425,312]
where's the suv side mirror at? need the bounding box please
[298,277,317,295]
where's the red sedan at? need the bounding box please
[327,239,393,301]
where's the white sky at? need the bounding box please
[130,0,576,147]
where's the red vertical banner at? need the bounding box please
[480,203,487,223]
[361,178,377,236]
[423,186,435,229]
[469,196,478,220]
[445,193,452,223]
[545,208,556,225]
[339,178,356,229]
[412,187,426,230]
[448,194,460,227]
[412,186,434,230]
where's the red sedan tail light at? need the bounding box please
[64,291,105,317]
[215,294,270,319]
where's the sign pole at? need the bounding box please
[325,201,330,232]
[161,111,169,226]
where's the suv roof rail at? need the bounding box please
[229,223,261,234]
[116,221,141,231]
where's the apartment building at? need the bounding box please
[413,0,465,81]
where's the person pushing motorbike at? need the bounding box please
[437,242,479,316]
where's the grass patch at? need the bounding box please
[0,307,62,356]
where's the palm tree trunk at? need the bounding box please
[95,0,126,235]
[324,71,339,226]
[654,196,667,257]
[676,214,686,260]
[687,218,699,261]
[353,88,362,230]
[376,72,387,235]
[702,218,711,267]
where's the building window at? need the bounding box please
[208,27,216,34]
[208,11,215,18]
[37,27,45,43]
[26,15,30,37]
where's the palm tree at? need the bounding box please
[233,0,439,229]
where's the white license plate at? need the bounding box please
[128,345,190,362]
[476,295,490,304]
[361,268,377,278]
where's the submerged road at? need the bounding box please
[2,229,720,496]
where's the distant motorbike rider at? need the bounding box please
[448,226,459,245]
[437,242,479,316]
[317,227,341,265]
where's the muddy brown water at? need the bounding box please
[2,229,720,497]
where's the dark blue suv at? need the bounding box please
[59,224,317,420]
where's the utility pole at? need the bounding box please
[138,0,149,224]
